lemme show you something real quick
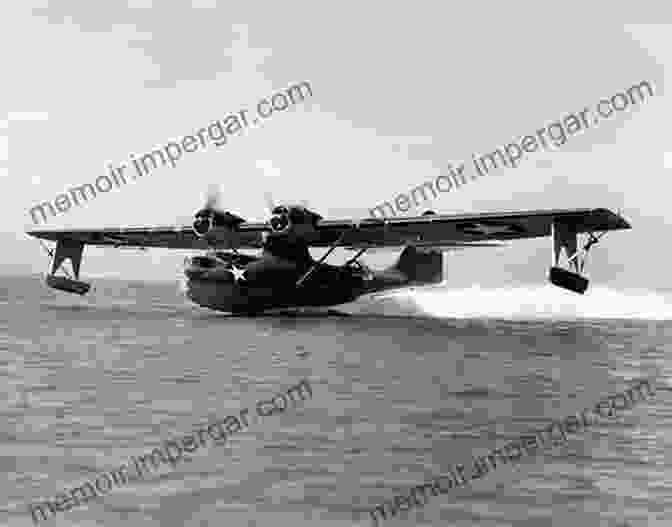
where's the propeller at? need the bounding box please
[257,160,312,213]
[204,184,224,212]
[264,191,275,216]
[193,185,225,238]
[173,185,223,227]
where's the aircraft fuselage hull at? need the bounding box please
[184,258,350,314]
[182,252,408,314]
[185,278,365,313]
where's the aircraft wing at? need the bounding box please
[26,208,630,250]
[306,207,631,248]
[26,223,268,249]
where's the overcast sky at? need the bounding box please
[1,3,670,293]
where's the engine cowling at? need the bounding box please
[192,209,246,238]
[267,205,322,237]
[193,212,213,237]
[269,206,291,234]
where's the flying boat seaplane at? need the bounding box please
[26,189,631,315]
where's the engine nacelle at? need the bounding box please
[192,209,246,238]
[268,204,322,237]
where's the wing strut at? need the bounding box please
[296,232,347,287]
[566,231,607,273]
[344,247,367,266]
[296,231,348,287]
[38,239,91,295]
[550,220,609,294]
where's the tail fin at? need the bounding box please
[391,245,443,285]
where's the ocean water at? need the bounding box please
[1,274,670,527]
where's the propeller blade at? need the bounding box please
[203,184,233,216]
[205,184,222,210]
[264,191,275,215]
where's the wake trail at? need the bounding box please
[379,284,672,320]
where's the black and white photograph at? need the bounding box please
[1,3,670,526]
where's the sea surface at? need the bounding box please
[1,274,670,527]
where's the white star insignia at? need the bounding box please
[227,264,247,283]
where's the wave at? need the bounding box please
[377,284,672,320]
